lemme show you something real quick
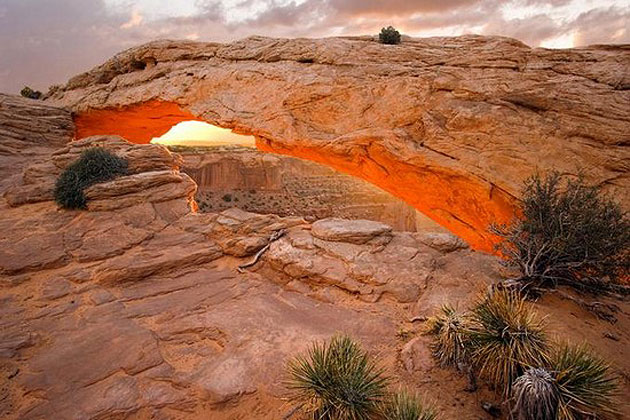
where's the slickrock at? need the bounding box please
[1,135,629,419]
[46,35,630,251]
[311,218,393,244]
[0,94,74,193]
[4,135,186,207]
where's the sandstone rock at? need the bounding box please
[311,218,392,244]
[415,232,469,253]
[0,94,74,194]
[2,39,629,420]
[401,336,436,374]
[3,135,185,208]
[47,35,630,251]
[85,170,197,211]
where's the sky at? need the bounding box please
[0,0,628,94]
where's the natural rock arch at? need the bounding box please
[51,35,630,252]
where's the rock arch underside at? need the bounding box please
[52,35,630,251]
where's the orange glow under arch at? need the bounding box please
[71,100,517,253]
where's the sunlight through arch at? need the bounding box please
[150,121,256,147]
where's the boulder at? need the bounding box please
[311,218,392,244]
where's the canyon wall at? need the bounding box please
[177,145,443,231]
[47,35,630,251]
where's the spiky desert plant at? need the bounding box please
[54,147,128,209]
[380,390,437,420]
[512,367,560,420]
[553,343,619,420]
[286,335,389,420]
[469,290,550,396]
[425,304,472,371]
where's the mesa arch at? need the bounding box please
[72,100,515,252]
[50,35,630,252]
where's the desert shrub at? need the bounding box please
[286,335,388,419]
[20,86,42,99]
[222,193,232,202]
[380,390,437,420]
[425,304,472,371]
[492,172,629,293]
[553,343,618,420]
[469,290,550,396]
[54,147,128,209]
[512,367,559,420]
[379,26,401,45]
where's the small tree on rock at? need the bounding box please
[379,26,401,44]
[20,86,42,99]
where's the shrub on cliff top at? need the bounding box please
[20,86,42,99]
[379,26,401,45]
[491,172,629,293]
[54,147,128,209]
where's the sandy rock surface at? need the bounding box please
[0,135,504,419]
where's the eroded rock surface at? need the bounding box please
[46,35,630,251]
[0,136,493,419]
[1,135,629,419]
[0,94,74,193]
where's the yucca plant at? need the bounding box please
[380,390,437,420]
[469,290,550,396]
[286,335,389,419]
[425,304,472,372]
[553,343,619,420]
[512,367,560,420]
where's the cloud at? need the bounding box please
[121,8,144,29]
[571,6,630,46]
[0,0,628,94]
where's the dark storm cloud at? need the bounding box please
[0,0,628,94]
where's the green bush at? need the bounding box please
[553,343,618,420]
[54,147,129,209]
[492,172,629,293]
[469,290,550,397]
[20,86,42,99]
[286,335,388,419]
[379,26,401,45]
[380,390,437,420]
